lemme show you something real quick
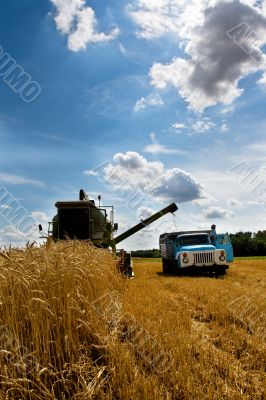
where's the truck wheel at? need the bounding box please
[163,259,173,274]
[162,259,169,274]
[215,269,226,278]
[162,260,177,274]
[168,260,177,275]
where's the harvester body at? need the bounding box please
[51,200,115,248]
[41,190,178,277]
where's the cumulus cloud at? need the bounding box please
[128,0,202,40]
[91,151,205,203]
[203,206,233,219]
[148,167,205,202]
[130,0,266,112]
[133,93,164,111]
[103,151,164,189]
[50,0,119,51]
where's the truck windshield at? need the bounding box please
[179,235,211,246]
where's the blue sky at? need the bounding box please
[0,0,266,249]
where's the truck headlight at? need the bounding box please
[182,254,189,263]
[219,255,225,261]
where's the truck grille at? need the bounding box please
[194,252,215,265]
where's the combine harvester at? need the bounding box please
[39,189,178,277]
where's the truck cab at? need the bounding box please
[160,231,233,275]
[215,233,234,262]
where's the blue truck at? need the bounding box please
[160,231,233,276]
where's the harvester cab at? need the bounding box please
[39,189,117,247]
[39,189,178,277]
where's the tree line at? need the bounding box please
[131,231,266,258]
[229,231,266,257]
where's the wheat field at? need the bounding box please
[0,242,265,399]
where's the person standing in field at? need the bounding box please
[210,224,217,244]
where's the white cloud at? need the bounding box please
[0,173,44,187]
[50,0,119,51]
[133,93,164,111]
[144,132,186,154]
[128,0,203,40]
[131,0,266,112]
[172,122,186,130]
[228,198,244,207]
[84,169,98,176]
[144,143,185,154]
[0,210,49,248]
[137,206,155,220]
[192,118,215,133]
[248,142,266,152]
[0,225,43,248]
[68,8,119,51]
[193,195,218,207]
[118,43,128,56]
[50,0,84,33]
[104,151,164,188]
[259,164,266,173]
[221,105,235,114]
[246,200,261,206]
[221,123,228,132]
[258,72,266,85]
[0,225,30,248]
[202,206,233,219]
[31,211,49,223]
[175,118,226,135]
[100,151,205,203]
[148,167,205,202]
